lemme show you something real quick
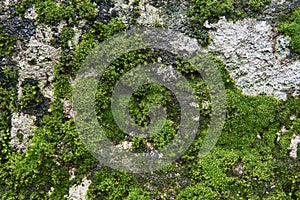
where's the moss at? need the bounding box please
[18,83,42,110]
[0,27,18,163]
[76,0,97,20]
[0,26,16,57]
[60,27,75,47]
[187,0,271,45]
[278,6,300,54]
[35,0,74,25]
[86,169,144,199]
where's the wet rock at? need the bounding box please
[94,0,117,23]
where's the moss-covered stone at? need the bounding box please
[1,0,299,199]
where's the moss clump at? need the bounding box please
[279,6,300,54]
[15,0,97,25]
[76,0,97,20]
[0,67,18,162]
[0,27,18,163]
[0,99,98,199]
[60,27,75,47]
[2,1,300,199]
[0,26,16,57]
[35,0,74,25]
[86,169,148,199]
[19,83,42,110]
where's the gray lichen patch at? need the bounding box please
[13,24,61,101]
[207,17,300,100]
[136,0,164,26]
[288,134,300,159]
[67,176,92,200]
[24,5,38,20]
[10,112,36,153]
[112,0,189,29]
[63,98,74,119]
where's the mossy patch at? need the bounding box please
[1,1,300,199]
[279,6,300,54]
[0,28,18,163]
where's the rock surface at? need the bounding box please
[13,24,61,100]
[207,17,300,100]
[10,112,36,153]
[67,177,92,200]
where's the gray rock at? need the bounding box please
[207,17,300,100]
[10,112,36,153]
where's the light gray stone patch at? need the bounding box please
[288,134,300,159]
[157,65,178,82]
[207,17,300,100]
[13,25,61,101]
[136,0,164,26]
[111,0,135,24]
[63,98,74,119]
[24,5,38,20]
[116,141,133,151]
[10,112,36,153]
[67,177,92,200]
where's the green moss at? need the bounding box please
[76,0,97,20]
[2,2,300,198]
[19,83,42,110]
[279,6,300,54]
[61,27,75,47]
[86,169,144,199]
[0,26,16,57]
[15,0,97,25]
[0,27,18,163]
[35,0,74,25]
[188,0,271,45]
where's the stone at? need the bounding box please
[208,17,300,100]
[67,177,92,200]
[10,112,36,153]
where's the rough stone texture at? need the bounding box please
[111,0,135,24]
[136,0,164,26]
[63,98,74,119]
[116,141,133,151]
[207,17,300,100]
[10,112,36,153]
[24,5,38,20]
[67,177,92,200]
[112,0,189,30]
[288,134,300,159]
[13,24,61,101]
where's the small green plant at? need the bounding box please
[0,28,18,163]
